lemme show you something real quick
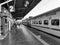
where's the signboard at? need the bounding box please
[8,0,15,12]
[9,5,15,12]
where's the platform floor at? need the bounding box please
[0,24,60,45]
[26,25,60,45]
[0,24,43,45]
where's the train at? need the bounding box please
[0,7,13,40]
[22,19,31,27]
[27,7,60,38]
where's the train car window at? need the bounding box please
[36,21,38,24]
[44,20,48,25]
[51,19,59,26]
[39,20,42,24]
[33,21,35,24]
[33,21,38,24]
[36,22,38,24]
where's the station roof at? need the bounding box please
[31,7,60,20]
[12,0,41,19]
[2,0,41,19]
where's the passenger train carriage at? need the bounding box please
[0,7,13,40]
[30,7,60,38]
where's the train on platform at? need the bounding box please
[28,7,60,38]
[0,7,13,40]
[22,20,31,27]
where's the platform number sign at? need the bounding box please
[9,6,15,12]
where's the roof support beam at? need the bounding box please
[0,0,12,12]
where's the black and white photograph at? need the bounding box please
[0,0,60,45]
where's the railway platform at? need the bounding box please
[0,24,60,45]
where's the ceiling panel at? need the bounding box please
[1,0,41,19]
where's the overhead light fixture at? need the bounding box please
[24,0,29,7]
